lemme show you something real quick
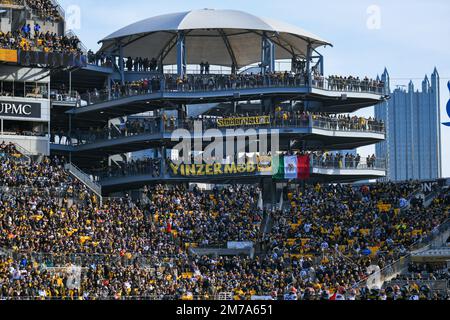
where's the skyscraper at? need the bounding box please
[375,68,442,181]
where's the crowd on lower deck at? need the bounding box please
[0,142,448,300]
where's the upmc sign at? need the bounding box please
[420,178,449,195]
[0,101,41,119]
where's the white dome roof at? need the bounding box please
[99,9,332,68]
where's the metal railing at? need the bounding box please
[92,161,161,182]
[51,116,385,148]
[91,157,387,184]
[50,0,65,19]
[65,163,102,200]
[310,158,386,171]
[65,30,87,53]
[167,74,385,95]
[166,116,385,133]
[51,90,80,103]
[76,74,386,108]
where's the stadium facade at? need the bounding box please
[1,7,389,200]
[375,69,442,182]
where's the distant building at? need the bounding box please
[375,68,442,181]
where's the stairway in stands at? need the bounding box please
[64,162,103,201]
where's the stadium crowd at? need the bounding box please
[0,27,81,53]
[0,1,63,22]
[0,142,448,300]
[25,0,63,22]
[125,56,159,72]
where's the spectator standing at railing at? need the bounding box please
[366,154,376,168]
[21,23,31,39]
[142,58,149,72]
[355,154,361,168]
[34,23,41,34]
[150,57,157,71]
[200,61,205,75]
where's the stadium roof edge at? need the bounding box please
[97,9,332,67]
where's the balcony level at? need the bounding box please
[62,75,388,123]
[96,158,387,194]
[50,116,386,161]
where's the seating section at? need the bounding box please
[0,142,448,300]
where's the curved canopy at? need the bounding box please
[99,9,332,68]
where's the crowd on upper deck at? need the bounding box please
[25,0,62,22]
[0,24,81,54]
[0,0,63,22]
[77,70,385,106]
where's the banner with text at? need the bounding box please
[0,100,41,119]
[169,162,267,177]
[217,116,271,128]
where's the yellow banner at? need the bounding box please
[0,49,18,63]
[217,116,271,128]
[170,163,260,177]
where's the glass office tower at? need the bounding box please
[375,68,442,181]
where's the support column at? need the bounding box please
[319,54,324,76]
[69,70,72,97]
[261,34,275,75]
[160,146,167,177]
[107,75,112,100]
[118,43,125,85]
[68,112,72,162]
[306,43,313,87]
[261,179,278,208]
[158,59,164,74]
[177,104,186,127]
[176,31,187,78]
[262,98,273,114]
[68,114,72,147]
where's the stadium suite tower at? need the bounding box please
[50,9,389,201]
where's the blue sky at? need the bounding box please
[58,0,450,176]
